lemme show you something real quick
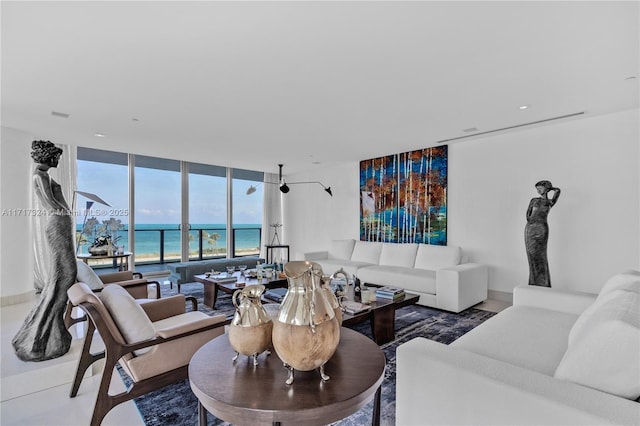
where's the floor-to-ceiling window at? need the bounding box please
[134,155,181,264]
[76,148,129,259]
[188,162,227,260]
[232,168,264,257]
[76,147,264,266]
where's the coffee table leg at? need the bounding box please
[371,304,395,344]
[372,385,381,426]
[203,283,218,308]
[198,401,207,426]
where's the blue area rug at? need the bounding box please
[126,282,496,425]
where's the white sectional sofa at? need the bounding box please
[396,270,640,425]
[304,239,488,313]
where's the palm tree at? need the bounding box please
[207,232,221,255]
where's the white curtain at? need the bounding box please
[33,143,76,292]
[260,172,283,261]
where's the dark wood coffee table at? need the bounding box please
[194,273,287,308]
[189,327,386,426]
[341,291,420,344]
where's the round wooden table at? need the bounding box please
[189,327,386,426]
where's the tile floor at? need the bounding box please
[1,282,509,426]
[1,300,144,426]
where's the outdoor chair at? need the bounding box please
[67,282,226,426]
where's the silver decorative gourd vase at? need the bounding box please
[272,261,341,385]
[228,284,273,366]
[323,268,350,325]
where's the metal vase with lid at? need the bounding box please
[228,284,273,366]
[272,261,340,385]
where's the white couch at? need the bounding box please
[304,239,488,313]
[396,270,640,425]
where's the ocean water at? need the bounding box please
[77,223,261,256]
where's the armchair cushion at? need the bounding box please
[154,312,226,337]
[100,284,155,355]
[76,260,104,290]
[109,279,154,299]
[140,295,188,321]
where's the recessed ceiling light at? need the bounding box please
[463,127,478,133]
[94,133,105,138]
[519,105,529,110]
[312,161,321,165]
[624,76,637,81]
[51,111,70,118]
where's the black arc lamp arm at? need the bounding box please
[247,165,333,196]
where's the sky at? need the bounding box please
[77,161,263,225]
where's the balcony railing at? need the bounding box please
[78,226,262,266]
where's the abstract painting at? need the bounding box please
[360,155,398,242]
[398,146,447,245]
[360,146,447,245]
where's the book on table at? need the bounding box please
[342,300,371,315]
[211,274,237,283]
[264,287,288,303]
[376,286,405,299]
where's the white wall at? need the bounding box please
[1,110,637,300]
[0,127,35,302]
[283,162,361,256]
[448,110,639,294]
[284,110,640,295]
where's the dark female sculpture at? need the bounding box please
[12,141,77,361]
[525,180,561,287]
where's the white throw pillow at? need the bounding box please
[414,244,461,270]
[598,270,640,300]
[350,241,382,264]
[328,239,356,260]
[76,260,104,290]
[569,286,640,346]
[555,290,640,400]
[100,284,155,356]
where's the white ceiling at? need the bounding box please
[2,1,638,176]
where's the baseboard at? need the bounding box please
[488,289,513,303]
[0,290,36,307]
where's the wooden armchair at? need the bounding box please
[95,270,161,299]
[65,262,162,328]
[76,260,162,299]
[67,282,226,426]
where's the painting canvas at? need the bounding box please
[360,155,398,242]
[360,146,448,245]
[398,146,447,245]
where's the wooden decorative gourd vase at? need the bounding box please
[228,284,273,366]
[272,261,340,385]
